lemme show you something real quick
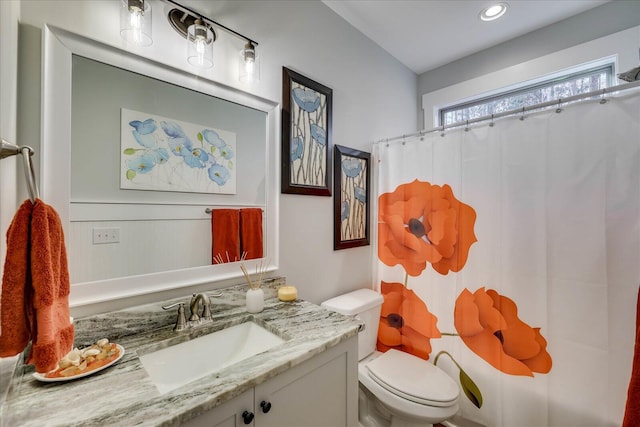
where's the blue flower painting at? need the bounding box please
[339,151,368,243]
[120,108,237,194]
[289,81,328,188]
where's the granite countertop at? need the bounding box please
[0,278,360,426]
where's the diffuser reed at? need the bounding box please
[239,252,268,290]
[212,250,240,265]
[240,253,268,313]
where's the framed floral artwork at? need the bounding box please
[334,145,370,250]
[281,67,332,196]
[121,108,236,194]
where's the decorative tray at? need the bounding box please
[33,344,125,383]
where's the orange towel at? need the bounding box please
[0,199,74,373]
[212,209,240,263]
[623,286,640,427]
[26,200,74,372]
[240,208,263,260]
[0,200,33,357]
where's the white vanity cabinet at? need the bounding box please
[181,337,358,427]
[182,388,255,427]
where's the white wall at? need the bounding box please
[7,0,417,314]
[0,1,20,268]
[0,0,21,404]
[422,24,640,130]
[418,0,640,130]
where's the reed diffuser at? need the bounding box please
[240,253,268,313]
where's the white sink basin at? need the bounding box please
[139,321,285,394]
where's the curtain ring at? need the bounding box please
[402,134,406,145]
[489,114,495,127]
[519,107,526,121]
[599,88,608,104]
[464,120,470,132]
[440,125,445,137]
[555,98,563,114]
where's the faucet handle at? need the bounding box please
[162,302,187,331]
[201,295,212,321]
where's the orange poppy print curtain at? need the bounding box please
[372,90,640,427]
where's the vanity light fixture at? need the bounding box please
[187,19,214,68]
[239,41,260,84]
[479,2,508,21]
[120,0,153,46]
[168,8,216,69]
[165,0,260,78]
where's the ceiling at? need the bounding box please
[322,0,610,75]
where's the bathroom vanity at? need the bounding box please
[0,279,360,426]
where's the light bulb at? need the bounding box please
[195,36,206,66]
[129,9,142,44]
[129,8,142,28]
[244,59,255,75]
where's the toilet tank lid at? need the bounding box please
[321,288,383,316]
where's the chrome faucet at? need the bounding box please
[162,292,223,331]
[189,293,212,322]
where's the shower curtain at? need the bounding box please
[373,90,640,427]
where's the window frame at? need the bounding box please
[438,63,614,127]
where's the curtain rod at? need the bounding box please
[375,79,640,144]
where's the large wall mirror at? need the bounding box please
[42,26,279,307]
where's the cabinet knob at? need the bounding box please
[260,400,272,413]
[242,410,254,424]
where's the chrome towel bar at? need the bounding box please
[1,138,40,203]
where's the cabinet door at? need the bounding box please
[255,337,358,427]
[180,388,255,427]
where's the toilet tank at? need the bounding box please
[321,289,383,361]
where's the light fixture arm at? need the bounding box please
[163,0,258,46]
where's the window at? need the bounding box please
[439,64,614,127]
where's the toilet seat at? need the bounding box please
[366,349,459,407]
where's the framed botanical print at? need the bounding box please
[281,67,332,196]
[334,145,370,250]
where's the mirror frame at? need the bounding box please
[41,25,280,308]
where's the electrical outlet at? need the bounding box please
[92,227,120,244]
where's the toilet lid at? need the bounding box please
[366,349,459,407]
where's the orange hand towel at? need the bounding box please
[25,199,74,373]
[623,286,640,427]
[0,200,34,357]
[212,209,240,263]
[240,208,263,260]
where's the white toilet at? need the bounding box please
[322,288,460,427]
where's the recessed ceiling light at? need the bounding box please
[479,2,508,21]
